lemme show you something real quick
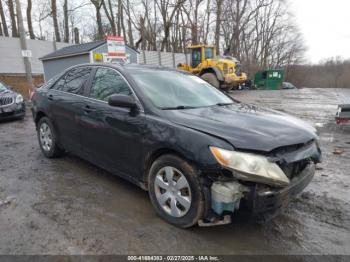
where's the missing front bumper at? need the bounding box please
[242,162,315,221]
[200,162,316,226]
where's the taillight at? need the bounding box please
[336,118,350,125]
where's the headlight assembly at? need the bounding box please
[15,94,23,104]
[210,146,290,187]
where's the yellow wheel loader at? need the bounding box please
[177,45,248,91]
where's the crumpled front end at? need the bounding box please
[241,161,315,222]
[199,140,322,226]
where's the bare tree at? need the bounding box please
[51,0,61,41]
[286,58,350,89]
[117,0,126,39]
[63,0,69,42]
[34,0,51,39]
[182,0,204,45]
[27,0,35,39]
[66,1,91,42]
[74,27,79,43]
[117,0,122,35]
[102,0,116,35]
[202,0,211,44]
[90,0,104,39]
[0,0,9,36]
[8,0,18,37]
[156,0,186,51]
[124,0,134,46]
[3,0,305,77]
[214,0,223,54]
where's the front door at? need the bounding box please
[80,67,145,181]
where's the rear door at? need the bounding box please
[79,67,145,181]
[48,66,92,153]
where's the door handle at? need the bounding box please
[48,94,54,101]
[83,105,95,113]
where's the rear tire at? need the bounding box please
[148,154,205,228]
[37,117,64,158]
[201,73,220,89]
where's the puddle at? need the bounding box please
[320,136,334,143]
[315,123,325,128]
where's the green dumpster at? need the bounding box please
[254,69,284,90]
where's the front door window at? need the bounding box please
[89,67,132,102]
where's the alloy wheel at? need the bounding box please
[39,122,53,152]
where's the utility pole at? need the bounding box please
[15,0,34,95]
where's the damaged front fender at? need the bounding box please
[272,140,322,165]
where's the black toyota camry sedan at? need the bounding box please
[0,81,25,120]
[31,63,321,228]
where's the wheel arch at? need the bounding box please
[143,147,194,190]
[34,111,47,127]
[199,67,224,82]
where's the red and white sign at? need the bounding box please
[106,36,126,57]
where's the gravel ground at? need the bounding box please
[0,88,349,256]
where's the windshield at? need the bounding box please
[0,82,8,92]
[130,69,234,109]
[205,48,214,59]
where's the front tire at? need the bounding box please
[148,154,205,228]
[37,117,64,158]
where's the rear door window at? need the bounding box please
[51,67,92,95]
[89,67,132,102]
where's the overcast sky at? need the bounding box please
[291,0,350,63]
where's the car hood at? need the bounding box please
[0,88,15,96]
[163,103,317,152]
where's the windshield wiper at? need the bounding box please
[161,105,197,110]
[215,102,234,106]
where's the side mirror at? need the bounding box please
[108,94,137,110]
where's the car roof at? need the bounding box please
[123,63,180,72]
[72,63,188,75]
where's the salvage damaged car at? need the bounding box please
[0,81,25,121]
[31,64,322,228]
